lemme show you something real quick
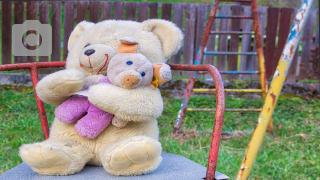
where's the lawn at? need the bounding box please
[0,87,319,179]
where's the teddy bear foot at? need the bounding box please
[19,139,93,175]
[101,136,162,176]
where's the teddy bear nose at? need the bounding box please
[122,75,139,89]
[84,49,95,56]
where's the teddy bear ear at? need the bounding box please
[118,37,140,54]
[68,21,95,51]
[142,19,183,60]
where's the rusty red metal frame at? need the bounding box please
[0,62,225,180]
[0,62,66,139]
[170,64,225,180]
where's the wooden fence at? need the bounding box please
[0,1,319,82]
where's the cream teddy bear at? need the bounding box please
[19,19,183,176]
[54,38,171,139]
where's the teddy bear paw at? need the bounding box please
[102,137,162,176]
[19,143,79,175]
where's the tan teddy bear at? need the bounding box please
[19,19,183,176]
[54,37,172,138]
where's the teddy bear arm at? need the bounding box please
[88,84,163,122]
[36,69,86,106]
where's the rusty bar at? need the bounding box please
[210,31,254,35]
[170,64,225,180]
[173,48,200,133]
[219,71,259,74]
[193,89,263,93]
[205,51,257,56]
[251,0,268,100]
[198,71,260,74]
[236,1,314,179]
[29,66,49,139]
[187,108,261,112]
[220,0,251,1]
[216,15,253,19]
[0,62,66,71]
[0,62,66,139]
[200,1,220,59]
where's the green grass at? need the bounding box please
[1,88,320,179]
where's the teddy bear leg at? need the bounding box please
[54,95,89,123]
[19,138,93,175]
[101,136,162,176]
[75,104,113,139]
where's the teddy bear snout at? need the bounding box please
[84,49,95,56]
[121,75,140,89]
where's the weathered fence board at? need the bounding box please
[170,3,184,75]
[228,5,241,79]
[2,1,11,64]
[138,3,149,22]
[149,3,158,19]
[298,8,318,80]
[239,6,253,79]
[126,2,137,21]
[76,1,88,23]
[76,1,87,23]
[315,17,320,80]
[182,4,197,76]
[194,4,208,78]
[101,1,113,21]
[89,1,100,23]
[26,1,37,63]
[39,1,50,73]
[264,7,280,78]
[51,1,62,64]
[113,2,124,20]
[315,18,319,47]
[39,2,49,61]
[162,3,172,21]
[274,8,292,70]
[50,1,62,73]
[217,5,231,79]
[13,1,24,64]
[63,1,74,61]
[195,4,207,57]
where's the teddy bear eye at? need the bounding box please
[126,61,133,65]
[84,44,90,48]
[141,72,146,77]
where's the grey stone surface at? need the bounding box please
[0,153,228,180]
[0,73,46,86]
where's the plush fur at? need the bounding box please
[19,19,183,176]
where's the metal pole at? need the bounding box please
[170,64,225,180]
[236,0,315,179]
